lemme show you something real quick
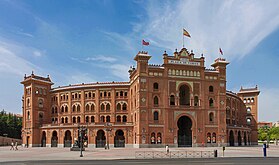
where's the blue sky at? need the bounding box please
[0,0,279,122]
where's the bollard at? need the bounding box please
[222,146,225,157]
[214,150,218,158]
[263,143,267,157]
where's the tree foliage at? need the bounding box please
[0,109,22,139]
[258,126,279,141]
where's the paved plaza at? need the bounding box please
[0,145,279,163]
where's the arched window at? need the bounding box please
[117,115,121,122]
[123,116,127,122]
[243,99,247,103]
[104,92,107,97]
[85,104,90,111]
[106,104,110,111]
[207,133,211,143]
[101,104,105,111]
[61,106,64,113]
[86,116,89,123]
[153,83,159,90]
[123,103,127,110]
[251,98,254,103]
[89,92,91,98]
[247,107,251,113]
[151,132,156,144]
[55,107,57,113]
[154,96,159,106]
[61,118,64,123]
[108,92,111,97]
[209,86,214,92]
[100,116,105,122]
[247,118,251,125]
[91,104,95,111]
[247,98,250,103]
[38,99,44,107]
[27,98,30,107]
[170,95,175,105]
[212,133,216,143]
[179,85,190,105]
[52,107,54,114]
[106,116,110,122]
[209,98,214,107]
[194,96,199,106]
[91,116,95,123]
[65,105,68,112]
[157,132,162,144]
[77,105,80,112]
[77,116,80,123]
[72,105,76,112]
[73,117,76,123]
[209,112,214,122]
[27,111,30,120]
[154,111,159,121]
[120,91,123,97]
[116,103,121,111]
[65,117,68,123]
[124,92,127,97]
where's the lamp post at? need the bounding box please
[105,123,112,149]
[78,125,87,157]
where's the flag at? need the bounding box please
[142,40,150,46]
[219,48,223,55]
[183,28,191,38]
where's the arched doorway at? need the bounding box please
[114,130,125,147]
[179,85,190,106]
[64,130,72,147]
[244,132,247,146]
[96,130,106,148]
[177,116,192,147]
[229,130,234,146]
[51,131,58,147]
[41,131,46,147]
[238,131,242,146]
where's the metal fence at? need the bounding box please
[135,151,215,159]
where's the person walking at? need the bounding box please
[10,140,14,150]
[15,141,18,150]
[166,144,169,154]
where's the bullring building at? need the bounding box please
[21,47,260,148]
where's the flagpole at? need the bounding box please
[183,35,184,48]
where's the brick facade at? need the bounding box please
[21,48,259,148]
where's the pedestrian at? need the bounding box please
[15,141,18,150]
[10,140,14,150]
[166,144,169,154]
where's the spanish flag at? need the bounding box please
[183,28,191,38]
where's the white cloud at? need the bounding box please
[109,64,130,81]
[115,0,279,66]
[33,50,43,57]
[0,45,39,76]
[86,55,117,63]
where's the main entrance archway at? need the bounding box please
[51,131,58,147]
[64,130,72,147]
[96,130,106,148]
[177,116,192,147]
[114,130,125,148]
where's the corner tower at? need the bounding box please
[21,72,53,147]
[238,86,260,145]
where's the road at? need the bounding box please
[2,158,279,165]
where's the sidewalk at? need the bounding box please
[1,145,279,162]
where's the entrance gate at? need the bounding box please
[177,116,192,147]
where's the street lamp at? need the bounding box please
[78,125,87,157]
[104,123,112,149]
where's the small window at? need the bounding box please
[117,115,121,122]
[73,117,76,123]
[154,111,159,121]
[207,133,211,143]
[124,92,128,97]
[123,116,127,122]
[91,104,95,111]
[209,98,214,107]
[100,116,105,122]
[61,106,64,113]
[153,83,159,90]
[38,99,44,107]
[116,103,121,111]
[65,117,68,123]
[251,98,254,103]
[106,104,110,111]
[101,104,105,111]
[154,96,159,106]
[77,116,80,123]
[72,105,76,112]
[170,95,175,105]
[65,106,68,112]
[243,99,246,103]
[77,105,80,112]
[247,107,251,113]
[86,116,89,123]
[212,133,216,143]
[194,96,199,106]
[209,112,214,122]
[209,86,214,92]
[61,118,64,123]
[86,104,90,111]
[27,111,30,120]
[123,103,127,110]
[120,91,123,97]
[106,116,110,122]
[247,118,251,125]
[91,116,95,123]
